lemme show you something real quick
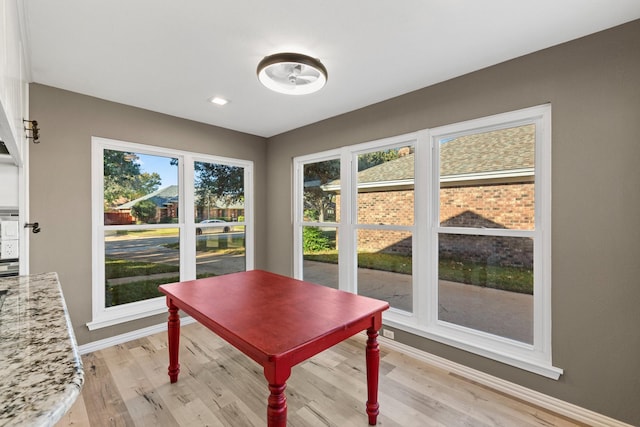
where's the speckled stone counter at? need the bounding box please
[0,273,84,426]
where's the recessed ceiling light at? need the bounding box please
[210,97,229,106]
[257,52,327,95]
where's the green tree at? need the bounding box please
[303,159,340,222]
[194,162,244,216]
[103,150,162,208]
[358,149,401,171]
[131,199,158,223]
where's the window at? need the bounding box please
[294,105,561,378]
[193,160,247,278]
[295,154,341,288]
[354,144,415,313]
[90,138,253,329]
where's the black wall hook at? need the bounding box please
[25,222,41,233]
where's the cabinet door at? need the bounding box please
[0,0,29,165]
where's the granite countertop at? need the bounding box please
[0,273,84,426]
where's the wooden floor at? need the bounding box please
[56,323,584,427]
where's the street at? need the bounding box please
[105,232,246,276]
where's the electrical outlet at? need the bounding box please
[1,240,19,259]
[382,329,395,340]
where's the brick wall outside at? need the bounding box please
[334,181,534,267]
[440,183,534,229]
[356,190,414,226]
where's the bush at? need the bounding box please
[131,199,157,223]
[303,227,331,252]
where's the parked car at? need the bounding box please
[196,219,231,235]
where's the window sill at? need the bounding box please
[384,316,563,380]
[87,301,167,331]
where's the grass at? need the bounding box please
[304,251,533,294]
[439,257,533,294]
[112,227,240,238]
[163,236,246,255]
[105,258,179,306]
[105,242,244,306]
[106,278,172,306]
[106,258,179,279]
[306,251,412,275]
[105,258,215,306]
[104,246,532,307]
[105,270,216,307]
[112,228,180,237]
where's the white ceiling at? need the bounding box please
[22,1,640,138]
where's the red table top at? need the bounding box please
[159,270,389,366]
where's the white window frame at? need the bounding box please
[292,149,342,282]
[88,137,253,330]
[293,105,562,379]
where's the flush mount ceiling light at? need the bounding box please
[257,52,327,95]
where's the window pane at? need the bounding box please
[104,228,180,307]
[357,147,414,226]
[303,159,340,223]
[104,150,178,225]
[357,229,412,312]
[302,226,338,288]
[439,125,535,230]
[194,161,245,223]
[438,233,533,343]
[196,226,245,278]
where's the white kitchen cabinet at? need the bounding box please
[0,0,29,167]
[0,162,19,208]
[0,0,30,273]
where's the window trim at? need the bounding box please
[88,137,253,330]
[293,105,562,379]
[422,105,558,378]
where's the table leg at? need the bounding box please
[267,383,287,427]
[365,327,381,425]
[264,364,291,427]
[167,300,181,383]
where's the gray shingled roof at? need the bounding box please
[440,124,534,176]
[357,154,415,183]
[116,185,178,209]
[351,124,535,185]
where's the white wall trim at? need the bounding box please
[369,335,632,427]
[78,316,196,355]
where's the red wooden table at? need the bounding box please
[159,269,389,426]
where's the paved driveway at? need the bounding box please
[303,260,532,344]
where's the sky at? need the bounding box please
[137,153,178,187]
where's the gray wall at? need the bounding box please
[29,84,267,346]
[265,21,640,424]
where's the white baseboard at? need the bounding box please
[78,316,196,355]
[374,335,632,427]
[79,322,630,427]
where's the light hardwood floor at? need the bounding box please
[56,323,584,427]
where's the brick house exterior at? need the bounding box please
[332,124,535,267]
[112,184,244,224]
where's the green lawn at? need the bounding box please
[106,277,173,307]
[162,236,246,255]
[106,258,179,279]
[304,251,533,294]
[111,228,180,237]
[105,258,213,306]
[104,246,532,308]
